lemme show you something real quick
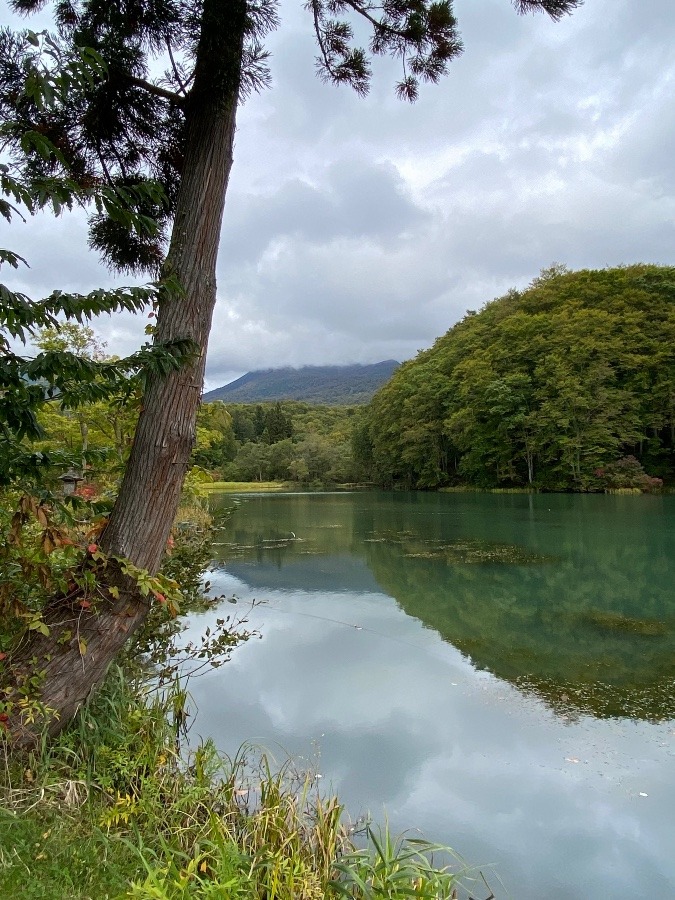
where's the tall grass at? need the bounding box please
[332,820,479,899]
[0,668,477,899]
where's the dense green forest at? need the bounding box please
[356,265,675,491]
[33,265,675,494]
[194,400,364,485]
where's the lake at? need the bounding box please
[184,490,675,899]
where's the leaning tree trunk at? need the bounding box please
[7,0,247,749]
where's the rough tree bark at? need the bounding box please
[8,0,247,748]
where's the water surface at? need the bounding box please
[186,491,675,899]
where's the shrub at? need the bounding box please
[594,456,663,493]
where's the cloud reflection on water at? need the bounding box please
[185,568,675,899]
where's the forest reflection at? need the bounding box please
[211,491,675,721]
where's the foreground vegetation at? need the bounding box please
[0,496,475,899]
[0,667,476,900]
[1,666,476,899]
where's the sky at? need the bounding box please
[2,0,674,390]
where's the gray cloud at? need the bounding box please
[219,159,428,264]
[2,0,674,389]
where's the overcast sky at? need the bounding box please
[2,0,674,390]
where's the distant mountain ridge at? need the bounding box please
[203,361,399,405]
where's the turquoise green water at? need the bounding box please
[187,491,675,899]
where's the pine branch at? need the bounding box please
[125,75,186,107]
[165,37,189,96]
[513,0,583,21]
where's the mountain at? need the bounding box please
[203,361,399,405]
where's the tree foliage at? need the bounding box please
[0,28,197,490]
[362,265,675,491]
[194,400,361,485]
[308,0,580,100]
[0,273,192,488]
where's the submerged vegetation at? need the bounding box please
[583,610,669,637]
[361,519,675,721]
[210,490,674,724]
[374,534,554,565]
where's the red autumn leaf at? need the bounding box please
[153,592,167,604]
[0,652,6,661]
[87,543,98,553]
[79,600,92,609]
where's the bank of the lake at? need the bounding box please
[185,490,675,900]
[0,495,473,900]
[203,480,287,492]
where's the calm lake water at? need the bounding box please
[185,491,675,899]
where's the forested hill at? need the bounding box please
[358,265,675,491]
[203,361,399,405]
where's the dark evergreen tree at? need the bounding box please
[253,404,267,441]
[262,402,294,444]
